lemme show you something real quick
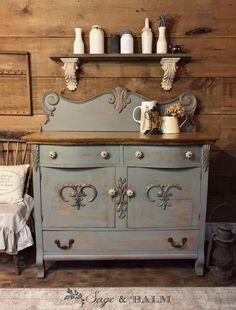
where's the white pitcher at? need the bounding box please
[161,115,187,134]
[133,101,157,133]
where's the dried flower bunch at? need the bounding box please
[157,14,171,27]
[165,103,185,118]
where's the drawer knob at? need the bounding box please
[168,237,187,249]
[185,151,193,159]
[49,151,57,159]
[135,151,144,159]
[100,150,109,159]
[54,239,74,250]
[127,189,135,197]
[108,188,117,197]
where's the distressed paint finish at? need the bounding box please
[23,90,216,278]
[40,89,197,132]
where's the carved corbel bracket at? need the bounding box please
[160,58,180,91]
[60,58,79,91]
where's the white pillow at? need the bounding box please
[0,165,30,203]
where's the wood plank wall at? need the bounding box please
[0,0,235,221]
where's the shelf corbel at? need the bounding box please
[160,57,180,91]
[60,57,79,91]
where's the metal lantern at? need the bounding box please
[206,223,235,284]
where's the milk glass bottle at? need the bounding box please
[89,25,105,54]
[120,30,134,54]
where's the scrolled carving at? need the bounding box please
[146,184,182,209]
[108,87,131,113]
[178,92,197,116]
[160,58,180,90]
[59,183,97,210]
[61,58,79,91]
[42,92,60,125]
[116,177,128,218]
[31,145,39,171]
[203,144,210,172]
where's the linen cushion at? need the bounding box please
[0,165,30,203]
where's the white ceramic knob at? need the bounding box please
[135,151,144,159]
[49,151,57,159]
[185,151,193,159]
[127,189,135,197]
[108,188,117,197]
[100,150,109,159]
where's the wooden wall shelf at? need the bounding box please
[50,53,192,91]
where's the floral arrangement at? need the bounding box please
[164,103,185,118]
[157,14,171,27]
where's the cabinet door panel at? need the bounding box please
[41,167,115,228]
[128,167,200,228]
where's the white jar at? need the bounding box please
[120,30,134,54]
[73,27,85,54]
[89,25,104,54]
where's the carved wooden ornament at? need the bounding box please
[160,58,180,90]
[60,58,79,91]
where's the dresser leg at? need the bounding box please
[195,258,204,276]
[37,260,45,278]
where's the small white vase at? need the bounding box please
[89,25,104,54]
[156,26,167,54]
[73,28,84,54]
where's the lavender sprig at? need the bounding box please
[157,14,171,27]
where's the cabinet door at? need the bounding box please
[41,167,115,228]
[128,167,201,228]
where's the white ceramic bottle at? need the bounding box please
[73,27,85,54]
[89,25,105,54]
[141,18,153,54]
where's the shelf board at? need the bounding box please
[49,53,192,91]
[50,53,191,62]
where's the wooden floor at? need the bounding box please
[1,245,235,288]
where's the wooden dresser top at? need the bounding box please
[23,131,217,145]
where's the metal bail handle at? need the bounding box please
[54,239,75,250]
[168,237,187,249]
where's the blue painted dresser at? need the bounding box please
[24,88,217,278]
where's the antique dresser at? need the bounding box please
[24,88,216,278]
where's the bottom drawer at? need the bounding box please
[43,230,199,256]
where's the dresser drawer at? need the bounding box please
[43,230,198,255]
[40,145,120,167]
[124,145,201,167]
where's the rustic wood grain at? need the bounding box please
[0,116,44,131]
[0,0,235,37]
[31,77,236,115]
[23,131,217,145]
[0,52,31,115]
